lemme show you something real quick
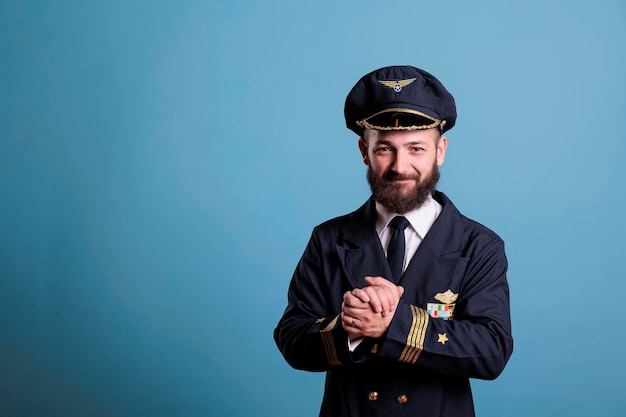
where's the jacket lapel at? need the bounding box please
[335,199,392,290]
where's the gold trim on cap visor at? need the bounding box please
[356,108,444,131]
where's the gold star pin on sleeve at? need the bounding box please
[437,333,449,345]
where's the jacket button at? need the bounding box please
[368,391,379,401]
[397,394,408,404]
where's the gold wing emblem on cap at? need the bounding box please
[378,78,417,92]
[434,289,458,305]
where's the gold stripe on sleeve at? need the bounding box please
[320,315,343,366]
[398,305,429,364]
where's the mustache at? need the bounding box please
[382,171,420,182]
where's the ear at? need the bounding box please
[358,137,369,165]
[436,135,448,166]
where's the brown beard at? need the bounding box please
[367,163,440,214]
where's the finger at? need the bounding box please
[343,292,371,309]
[350,288,371,303]
[376,286,396,315]
[343,305,370,321]
[342,314,359,329]
[365,278,403,305]
[365,276,395,288]
[397,285,405,298]
[362,286,385,314]
[370,285,400,315]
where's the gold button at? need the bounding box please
[397,394,408,404]
[368,391,379,401]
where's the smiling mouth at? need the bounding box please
[382,171,419,182]
[387,177,417,183]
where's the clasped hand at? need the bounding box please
[342,276,404,340]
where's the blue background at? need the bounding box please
[1,1,625,416]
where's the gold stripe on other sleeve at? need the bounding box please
[398,305,429,364]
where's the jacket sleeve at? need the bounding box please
[376,238,513,380]
[274,227,369,371]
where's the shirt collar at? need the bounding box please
[375,194,441,239]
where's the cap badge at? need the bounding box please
[378,78,417,92]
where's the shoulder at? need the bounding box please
[314,201,368,232]
[309,199,374,240]
[435,191,504,247]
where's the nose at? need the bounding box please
[391,149,410,175]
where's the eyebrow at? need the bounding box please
[374,139,428,146]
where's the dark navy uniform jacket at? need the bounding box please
[274,191,513,417]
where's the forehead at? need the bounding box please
[364,128,440,145]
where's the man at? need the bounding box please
[274,65,513,417]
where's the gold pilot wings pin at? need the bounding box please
[378,78,417,92]
[427,289,458,320]
[434,289,458,304]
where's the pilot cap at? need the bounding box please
[344,65,456,136]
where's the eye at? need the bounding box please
[374,146,391,154]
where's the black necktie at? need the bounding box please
[387,216,410,282]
